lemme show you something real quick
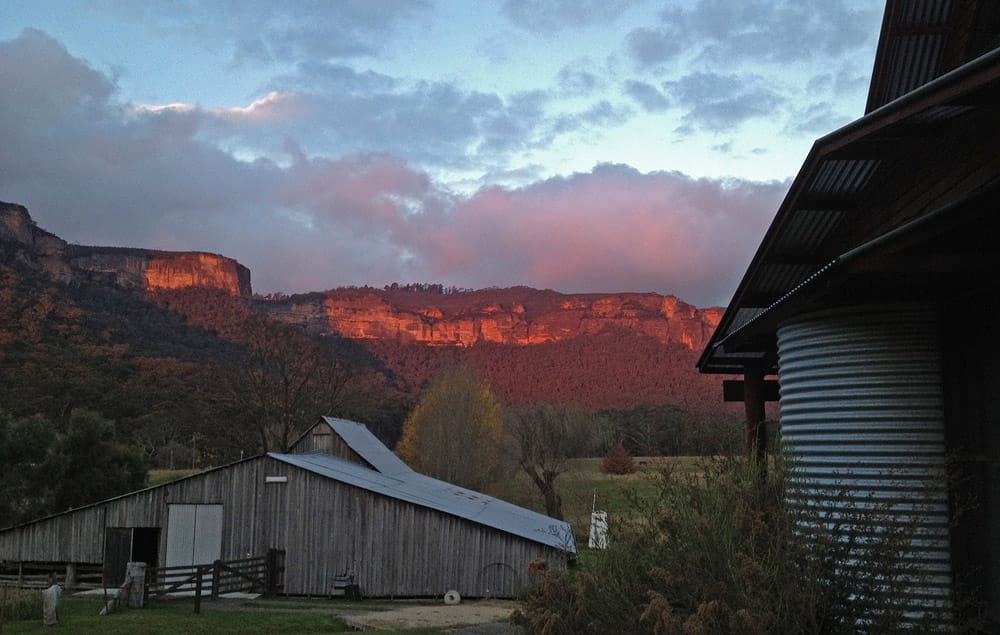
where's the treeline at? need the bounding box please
[0,257,410,476]
[364,335,739,413]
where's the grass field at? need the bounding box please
[486,456,705,543]
[147,469,203,486]
[0,596,446,634]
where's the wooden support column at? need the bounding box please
[743,366,767,470]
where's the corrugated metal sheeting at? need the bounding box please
[310,417,416,477]
[777,304,953,627]
[270,452,575,553]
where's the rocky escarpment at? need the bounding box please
[260,287,723,351]
[0,201,73,283]
[67,246,252,297]
[1,201,251,297]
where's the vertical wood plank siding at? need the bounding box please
[0,457,563,597]
[291,425,369,468]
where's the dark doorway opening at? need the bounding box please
[103,527,161,587]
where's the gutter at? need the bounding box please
[710,191,985,356]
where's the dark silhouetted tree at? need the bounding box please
[227,315,357,452]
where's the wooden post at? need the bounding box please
[65,563,77,591]
[743,366,767,472]
[266,549,276,596]
[211,560,221,600]
[194,567,203,614]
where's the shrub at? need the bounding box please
[601,442,636,474]
[515,456,934,634]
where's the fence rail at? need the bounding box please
[145,550,284,613]
[0,550,283,615]
[0,562,103,590]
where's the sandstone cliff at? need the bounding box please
[260,287,723,351]
[0,201,72,283]
[1,201,251,297]
[67,246,252,297]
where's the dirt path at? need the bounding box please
[338,599,519,631]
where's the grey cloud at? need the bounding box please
[626,26,685,67]
[557,61,603,96]
[784,102,852,137]
[626,1,880,68]
[276,62,399,94]
[663,72,784,132]
[624,80,670,112]
[503,0,633,34]
[690,0,879,64]
[92,0,432,65]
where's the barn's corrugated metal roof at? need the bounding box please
[268,451,577,553]
[318,416,414,477]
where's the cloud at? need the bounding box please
[91,0,432,66]
[663,72,784,132]
[624,80,670,112]
[626,1,880,69]
[414,165,786,305]
[626,25,685,67]
[0,28,786,307]
[503,0,633,34]
[557,60,604,96]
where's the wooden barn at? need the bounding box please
[0,417,575,598]
[698,1,1000,629]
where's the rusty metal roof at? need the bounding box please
[698,16,1000,375]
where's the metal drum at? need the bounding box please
[777,304,952,627]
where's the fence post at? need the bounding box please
[64,563,77,591]
[194,566,203,614]
[211,560,221,600]
[265,549,275,595]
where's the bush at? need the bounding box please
[601,442,636,475]
[515,457,935,634]
[0,587,42,623]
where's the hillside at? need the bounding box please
[1,200,740,462]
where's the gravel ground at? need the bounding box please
[339,599,520,631]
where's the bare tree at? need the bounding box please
[229,315,356,452]
[505,402,597,520]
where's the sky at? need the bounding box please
[0,1,885,307]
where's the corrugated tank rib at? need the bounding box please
[777,304,952,628]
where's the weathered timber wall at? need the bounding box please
[0,456,564,597]
[0,458,266,565]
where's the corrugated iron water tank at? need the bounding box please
[777,304,952,629]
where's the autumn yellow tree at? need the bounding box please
[396,365,503,490]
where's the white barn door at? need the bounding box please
[166,504,223,568]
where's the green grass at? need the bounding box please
[487,456,705,543]
[0,597,446,634]
[147,469,203,486]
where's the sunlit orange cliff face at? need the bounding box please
[258,288,723,351]
[1,201,252,298]
[67,247,252,297]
